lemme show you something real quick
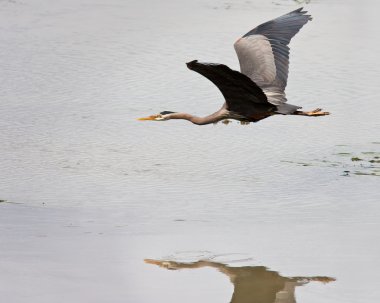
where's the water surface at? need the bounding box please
[1,0,380,302]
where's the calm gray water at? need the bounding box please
[1,0,380,302]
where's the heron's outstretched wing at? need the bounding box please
[234,8,312,105]
[186,60,276,116]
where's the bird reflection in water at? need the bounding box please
[145,259,335,303]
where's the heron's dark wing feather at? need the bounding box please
[234,8,312,104]
[186,60,275,116]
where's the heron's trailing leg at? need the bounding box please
[295,108,330,116]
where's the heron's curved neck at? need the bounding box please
[167,109,228,125]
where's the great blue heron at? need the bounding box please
[138,8,329,125]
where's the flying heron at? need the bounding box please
[138,8,329,125]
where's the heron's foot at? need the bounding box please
[305,108,330,116]
[240,121,250,125]
[222,119,231,125]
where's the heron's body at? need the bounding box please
[139,8,329,125]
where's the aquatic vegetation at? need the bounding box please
[369,159,380,163]
[334,152,351,156]
[281,160,313,166]
[283,144,380,177]
[351,157,363,161]
[353,172,380,177]
[294,0,311,4]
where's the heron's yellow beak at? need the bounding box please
[137,115,158,121]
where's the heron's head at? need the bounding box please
[144,259,179,270]
[138,111,176,121]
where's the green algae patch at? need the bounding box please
[351,157,363,161]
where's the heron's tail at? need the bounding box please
[276,103,302,114]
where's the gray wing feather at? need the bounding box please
[234,8,312,105]
[234,35,276,86]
